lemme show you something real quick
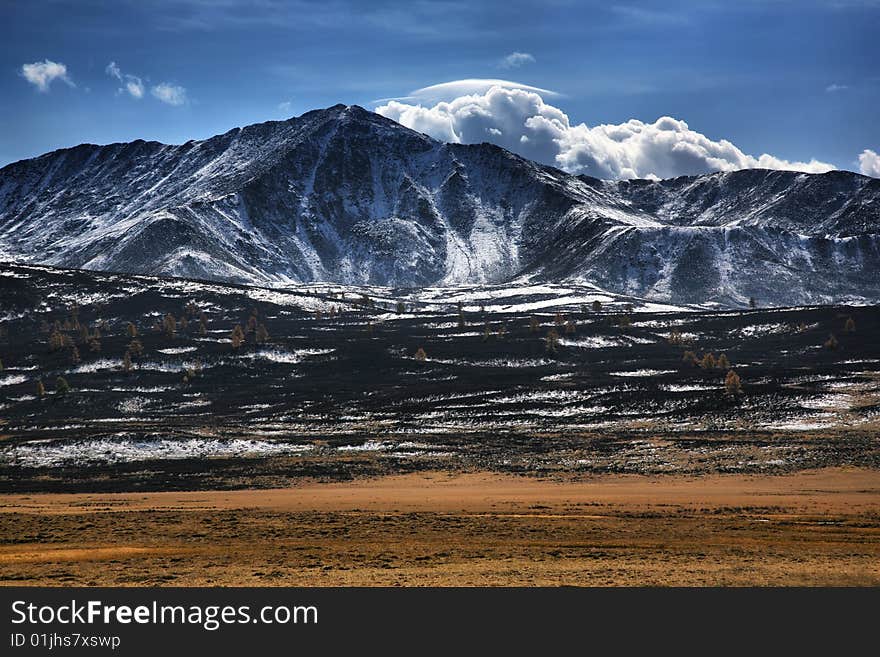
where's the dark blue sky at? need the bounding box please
[2,0,878,175]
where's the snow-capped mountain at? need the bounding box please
[1,104,878,306]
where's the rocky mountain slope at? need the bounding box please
[1,104,878,306]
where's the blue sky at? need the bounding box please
[2,0,879,177]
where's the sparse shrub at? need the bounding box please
[88,338,101,353]
[246,313,258,334]
[482,323,491,342]
[180,315,189,330]
[844,317,856,333]
[797,322,808,333]
[199,318,208,336]
[77,324,90,344]
[36,380,45,397]
[555,312,564,327]
[315,309,324,321]
[414,347,427,362]
[55,376,70,395]
[667,330,683,346]
[565,320,576,335]
[618,315,632,328]
[699,352,717,369]
[682,350,698,366]
[581,304,589,316]
[724,370,742,396]
[529,316,539,333]
[824,333,839,350]
[231,324,245,349]
[592,300,602,313]
[497,322,508,339]
[545,328,560,355]
[366,321,374,335]
[717,353,730,370]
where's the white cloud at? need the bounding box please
[20,59,73,92]
[825,83,849,93]
[151,83,187,106]
[278,100,292,113]
[105,61,145,99]
[376,84,837,180]
[859,149,880,177]
[499,52,535,69]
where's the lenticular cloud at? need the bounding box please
[376,85,836,180]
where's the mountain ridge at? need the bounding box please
[1,104,878,307]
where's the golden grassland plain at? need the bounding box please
[1,468,878,586]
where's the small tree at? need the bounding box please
[529,316,539,334]
[55,376,70,395]
[246,313,258,334]
[180,315,189,331]
[592,300,602,313]
[554,312,564,327]
[414,347,427,362]
[127,322,139,338]
[682,350,698,366]
[36,379,45,397]
[482,322,491,342]
[49,329,65,351]
[545,328,560,355]
[724,370,742,396]
[396,301,406,314]
[122,351,133,373]
[496,322,508,339]
[749,297,757,309]
[0,357,3,371]
[231,325,245,349]
[844,317,856,333]
[824,333,839,350]
[88,338,101,353]
[199,317,207,336]
[717,353,730,370]
[69,345,80,365]
[565,320,576,335]
[618,315,632,328]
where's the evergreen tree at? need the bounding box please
[565,320,576,335]
[256,323,269,344]
[69,345,80,365]
[414,347,427,362]
[163,313,177,338]
[231,325,245,349]
[724,370,742,396]
[529,316,539,334]
[396,301,406,314]
[844,317,856,333]
[545,328,560,355]
[55,376,70,395]
[824,334,839,350]
[717,353,730,370]
[592,300,602,313]
[682,350,698,366]
[128,339,144,357]
[123,350,133,373]
[699,352,717,369]
[36,379,45,397]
